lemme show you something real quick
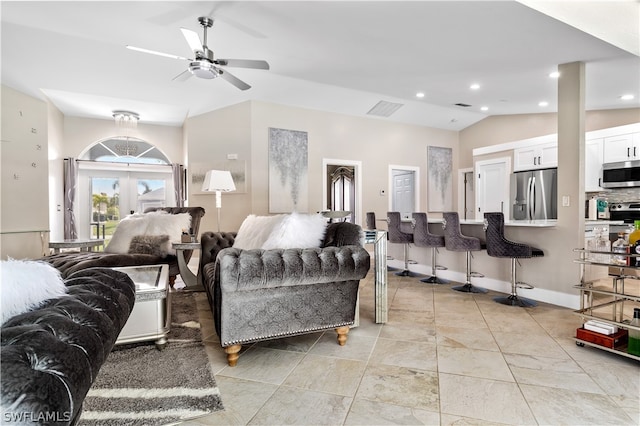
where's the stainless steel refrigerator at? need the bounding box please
[511,168,557,220]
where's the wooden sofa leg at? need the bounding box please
[168,275,176,288]
[224,344,242,367]
[335,326,350,346]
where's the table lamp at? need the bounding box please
[201,170,236,232]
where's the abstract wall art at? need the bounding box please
[268,128,309,212]
[427,146,453,212]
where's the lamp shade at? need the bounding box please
[201,170,236,192]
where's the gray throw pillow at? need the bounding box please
[128,234,171,257]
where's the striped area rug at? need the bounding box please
[79,292,224,425]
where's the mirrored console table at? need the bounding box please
[365,229,388,323]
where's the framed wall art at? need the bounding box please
[268,127,309,212]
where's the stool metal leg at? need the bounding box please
[395,244,423,277]
[452,251,488,293]
[421,247,449,284]
[494,258,536,307]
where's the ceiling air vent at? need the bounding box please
[455,103,472,107]
[367,100,404,117]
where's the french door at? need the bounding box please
[77,163,174,240]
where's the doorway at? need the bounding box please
[322,159,362,224]
[458,168,475,220]
[389,165,419,219]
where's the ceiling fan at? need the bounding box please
[127,16,269,90]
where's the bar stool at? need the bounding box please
[483,212,543,307]
[387,212,420,277]
[367,211,397,269]
[412,212,448,284]
[442,212,487,293]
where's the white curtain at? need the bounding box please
[64,158,78,239]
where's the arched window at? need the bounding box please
[80,137,169,164]
[75,138,175,240]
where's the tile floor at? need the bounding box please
[180,267,640,426]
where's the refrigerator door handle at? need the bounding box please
[531,176,536,219]
[527,176,533,220]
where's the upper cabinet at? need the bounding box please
[585,138,604,192]
[603,133,640,163]
[513,141,558,171]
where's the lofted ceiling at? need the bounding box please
[1,1,638,131]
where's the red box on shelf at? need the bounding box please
[576,327,628,349]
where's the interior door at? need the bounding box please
[463,171,475,220]
[475,158,510,220]
[392,170,415,219]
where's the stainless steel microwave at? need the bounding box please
[602,160,640,188]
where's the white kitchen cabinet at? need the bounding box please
[585,138,604,192]
[602,133,640,163]
[513,141,557,171]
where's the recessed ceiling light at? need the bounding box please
[470,83,480,90]
[549,71,560,79]
[620,94,635,100]
[538,101,549,107]
[416,92,425,98]
[480,106,489,111]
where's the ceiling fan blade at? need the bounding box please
[180,28,203,53]
[126,45,191,61]
[172,70,193,82]
[218,69,251,91]
[215,59,269,70]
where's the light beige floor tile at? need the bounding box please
[344,398,440,425]
[217,347,304,385]
[248,386,352,425]
[493,330,570,359]
[283,354,366,396]
[438,373,536,425]
[436,325,500,351]
[182,376,277,425]
[439,413,512,426]
[576,357,640,410]
[520,384,636,425]
[437,346,514,382]
[480,311,549,334]
[379,319,437,343]
[309,332,377,361]
[387,308,434,324]
[369,338,438,371]
[355,364,439,411]
[504,353,605,393]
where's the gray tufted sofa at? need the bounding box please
[0,268,135,425]
[200,222,371,366]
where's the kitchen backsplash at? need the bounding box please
[587,188,640,203]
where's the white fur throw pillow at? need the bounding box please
[104,214,148,254]
[262,212,327,249]
[0,259,67,325]
[143,211,191,255]
[233,214,286,250]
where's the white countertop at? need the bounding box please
[425,218,557,228]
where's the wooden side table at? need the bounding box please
[171,242,202,291]
[49,239,104,254]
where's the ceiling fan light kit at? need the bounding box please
[128,16,268,90]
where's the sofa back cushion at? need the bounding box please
[105,211,191,255]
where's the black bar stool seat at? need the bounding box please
[387,212,421,277]
[412,212,448,284]
[484,212,543,307]
[442,212,487,293]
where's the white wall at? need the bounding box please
[1,86,50,259]
[48,102,65,242]
[184,100,460,234]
